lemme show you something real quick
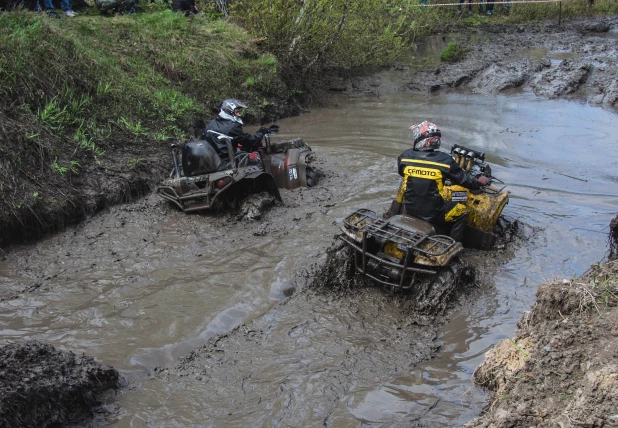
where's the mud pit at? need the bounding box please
[1,16,618,427]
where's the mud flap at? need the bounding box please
[462,224,496,251]
[242,171,282,202]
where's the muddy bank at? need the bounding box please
[345,17,618,112]
[0,340,120,427]
[465,219,618,428]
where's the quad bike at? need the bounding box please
[156,126,317,212]
[339,144,509,292]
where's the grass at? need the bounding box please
[0,9,291,240]
[440,42,468,63]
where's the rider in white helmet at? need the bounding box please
[202,99,268,169]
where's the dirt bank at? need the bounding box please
[0,340,120,427]
[465,217,618,428]
[344,17,618,113]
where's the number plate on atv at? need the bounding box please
[452,191,468,202]
[288,167,298,180]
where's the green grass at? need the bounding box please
[440,42,468,62]
[0,9,290,227]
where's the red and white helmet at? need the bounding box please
[410,121,441,151]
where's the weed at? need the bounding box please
[245,76,256,86]
[498,327,530,359]
[51,159,68,175]
[97,80,112,96]
[440,42,468,63]
[70,160,80,174]
[37,99,70,132]
[118,117,149,136]
[127,157,145,170]
[74,126,104,158]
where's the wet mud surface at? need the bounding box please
[1,16,618,427]
[0,340,119,427]
[350,17,618,112]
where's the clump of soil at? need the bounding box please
[466,238,618,427]
[0,340,120,427]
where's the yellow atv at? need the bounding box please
[339,144,509,292]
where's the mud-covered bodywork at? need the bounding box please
[262,138,317,189]
[339,209,464,291]
[157,163,280,213]
[156,132,316,213]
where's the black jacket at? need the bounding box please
[201,116,262,156]
[397,148,480,222]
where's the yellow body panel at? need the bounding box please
[384,241,405,261]
[392,178,509,233]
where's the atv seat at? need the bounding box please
[182,141,222,176]
[390,215,436,237]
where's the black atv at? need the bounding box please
[156,126,317,213]
[339,144,509,293]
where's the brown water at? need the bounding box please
[1,69,617,426]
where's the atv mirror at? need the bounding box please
[268,125,280,135]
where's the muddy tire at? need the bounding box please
[409,258,475,314]
[306,167,317,188]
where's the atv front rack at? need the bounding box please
[339,209,461,291]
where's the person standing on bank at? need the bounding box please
[396,121,491,242]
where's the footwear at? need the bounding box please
[64,9,76,17]
[47,9,60,18]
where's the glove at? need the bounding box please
[478,176,491,186]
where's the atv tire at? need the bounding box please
[408,258,475,314]
[306,167,318,188]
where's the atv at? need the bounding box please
[338,144,509,292]
[156,126,317,213]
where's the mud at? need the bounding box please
[387,17,618,111]
[0,340,119,427]
[466,234,618,428]
[150,243,477,426]
[0,15,617,427]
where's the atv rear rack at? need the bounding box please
[339,209,460,291]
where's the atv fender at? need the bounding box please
[240,170,282,202]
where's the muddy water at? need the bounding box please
[1,72,618,426]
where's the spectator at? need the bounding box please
[458,0,472,14]
[485,0,494,14]
[94,0,135,14]
[172,0,197,15]
[33,0,75,17]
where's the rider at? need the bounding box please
[202,99,267,169]
[397,121,491,242]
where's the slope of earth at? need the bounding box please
[0,340,119,427]
[465,217,618,427]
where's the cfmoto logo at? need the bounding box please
[410,168,437,177]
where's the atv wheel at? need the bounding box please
[410,258,475,314]
[306,167,318,188]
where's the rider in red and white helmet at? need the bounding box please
[396,120,490,242]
